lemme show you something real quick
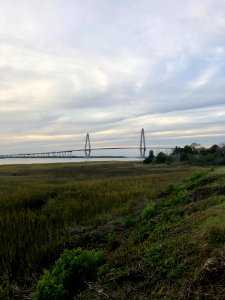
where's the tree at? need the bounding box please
[156,152,167,164]
[143,150,155,164]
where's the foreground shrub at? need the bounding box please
[33,248,104,300]
[34,273,67,300]
[165,184,180,195]
[142,203,155,219]
[124,214,135,228]
[164,189,189,206]
[188,171,204,183]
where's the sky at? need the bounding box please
[0,0,225,155]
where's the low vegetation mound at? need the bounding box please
[66,168,225,299]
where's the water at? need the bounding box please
[0,157,143,165]
[0,148,146,165]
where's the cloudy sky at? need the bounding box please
[0,0,225,154]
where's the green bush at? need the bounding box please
[164,189,189,206]
[165,184,180,194]
[142,203,155,219]
[124,214,135,228]
[188,171,204,183]
[33,248,104,300]
[34,272,68,300]
[132,225,150,244]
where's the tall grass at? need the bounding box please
[0,163,194,290]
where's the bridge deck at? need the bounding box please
[0,146,174,159]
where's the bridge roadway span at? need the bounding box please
[0,146,174,159]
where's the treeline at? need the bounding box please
[143,143,225,165]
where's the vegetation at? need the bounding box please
[33,248,104,300]
[76,167,225,299]
[0,161,193,299]
[141,202,155,219]
[1,161,225,299]
[144,143,225,165]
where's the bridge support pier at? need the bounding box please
[140,128,146,157]
[85,133,91,157]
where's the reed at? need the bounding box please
[0,162,194,291]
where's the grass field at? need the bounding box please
[1,161,225,299]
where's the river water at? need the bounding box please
[0,157,143,165]
[0,148,147,165]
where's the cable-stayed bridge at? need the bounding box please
[0,129,174,159]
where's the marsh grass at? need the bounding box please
[0,162,196,298]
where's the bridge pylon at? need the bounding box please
[140,128,146,157]
[85,133,91,157]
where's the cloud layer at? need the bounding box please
[0,0,225,154]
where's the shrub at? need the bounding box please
[33,248,104,300]
[34,272,68,300]
[124,214,135,228]
[108,231,120,250]
[142,203,155,219]
[188,171,204,183]
[132,225,150,244]
[164,189,189,206]
[143,157,152,164]
[155,152,167,164]
[165,184,180,195]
